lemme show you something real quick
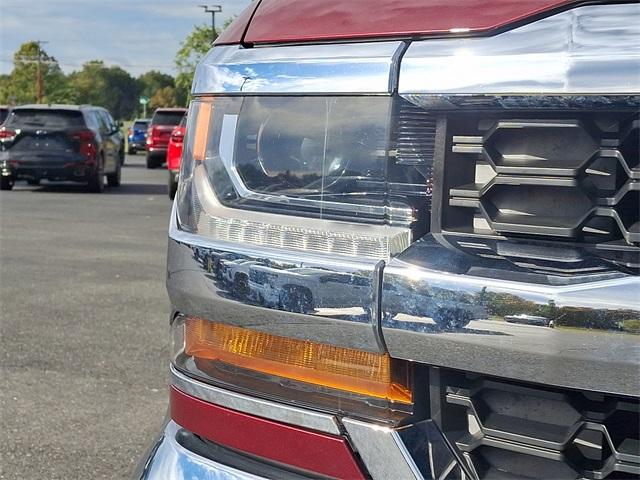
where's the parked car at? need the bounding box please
[0,106,9,125]
[136,2,640,479]
[127,118,149,155]
[0,104,124,192]
[166,113,186,199]
[145,107,186,169]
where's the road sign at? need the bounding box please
[139,96,149,105]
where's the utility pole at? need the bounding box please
[35,40,48,104]
[199,5,222,43]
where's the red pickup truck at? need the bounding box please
[136,1,640,479]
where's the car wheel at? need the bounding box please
[107,161,121,187]
[146,153,159,169]
[168,171,178,200]
[27,178,40,186]
[232,274,250,298]
[87,157,105,193]
[127,146,134,155]
[432,308,472,330]
[279,285,313,314]
[0,176,14,191]
[120,148,126,165]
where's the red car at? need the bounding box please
[136,1,640,479]
[145,107,186,169]
[166,114,186,199]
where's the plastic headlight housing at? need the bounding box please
[176,96,432,260]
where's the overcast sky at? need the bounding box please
[0,0,252,77]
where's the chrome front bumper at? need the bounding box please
[168,209,640,397]
[137,421,268,480]
[136,368,465,480]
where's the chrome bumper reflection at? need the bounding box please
[382,234,640,397]
[167,211,385,353]
[169,198,639,396]
[137,421,267,480]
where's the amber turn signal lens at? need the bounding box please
[184,318,412,404]
[192,99,213,161]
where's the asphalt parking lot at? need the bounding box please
[0,154,172,479]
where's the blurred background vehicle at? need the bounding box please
[145,107,186,169]
[166,112,186,199]
[127,118,149,155]
[0,104,123,192]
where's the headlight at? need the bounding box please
[176,96,433,260]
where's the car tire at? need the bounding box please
[87,157,105,193]
[232,274,250,298]
[146,153,160,169]
[107,161,121,187]
[432,308,472,330]
[0,176,14,191]
[127,146,134,155]
[168,171,178,200]
[279,285,313,314]
[27,178,40,186]
[120,148,126,165]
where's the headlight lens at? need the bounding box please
[176,96,432,260]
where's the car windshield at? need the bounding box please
[152,111,184,126]
[5,109,85,129]
[133,122,148,130]
[0,108,8,125]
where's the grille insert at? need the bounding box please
[433,111,640,269]
[432,370,640,480]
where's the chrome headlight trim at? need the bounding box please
[192,41,405,95]
[399,3,640,95]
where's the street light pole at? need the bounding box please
[199,5,222,43]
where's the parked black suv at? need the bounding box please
[0,104,124,192]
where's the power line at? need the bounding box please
[0,57,176,71]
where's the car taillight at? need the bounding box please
[170,129,184,143]
[0,128,17,141]
[171,315,414,423]
[70,129,97,160]
[175,96,433,260]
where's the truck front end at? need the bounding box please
[137,2,640,479]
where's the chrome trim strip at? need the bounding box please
[140,421,268,480]
[399,3,640,95]
[342,418,422,480]
[167,203,385,354]
[170,365,342,435]
[381,234,640,397]
[193,42,404,95]
[371,260,388,353]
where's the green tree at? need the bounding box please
[174,17,235,105]
[0,41,69,105]
[138,70,175,100]
[175,24,217,105]
[68,61,139,119]
[150,86,178,109]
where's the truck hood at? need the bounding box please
[217,0,583,45]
